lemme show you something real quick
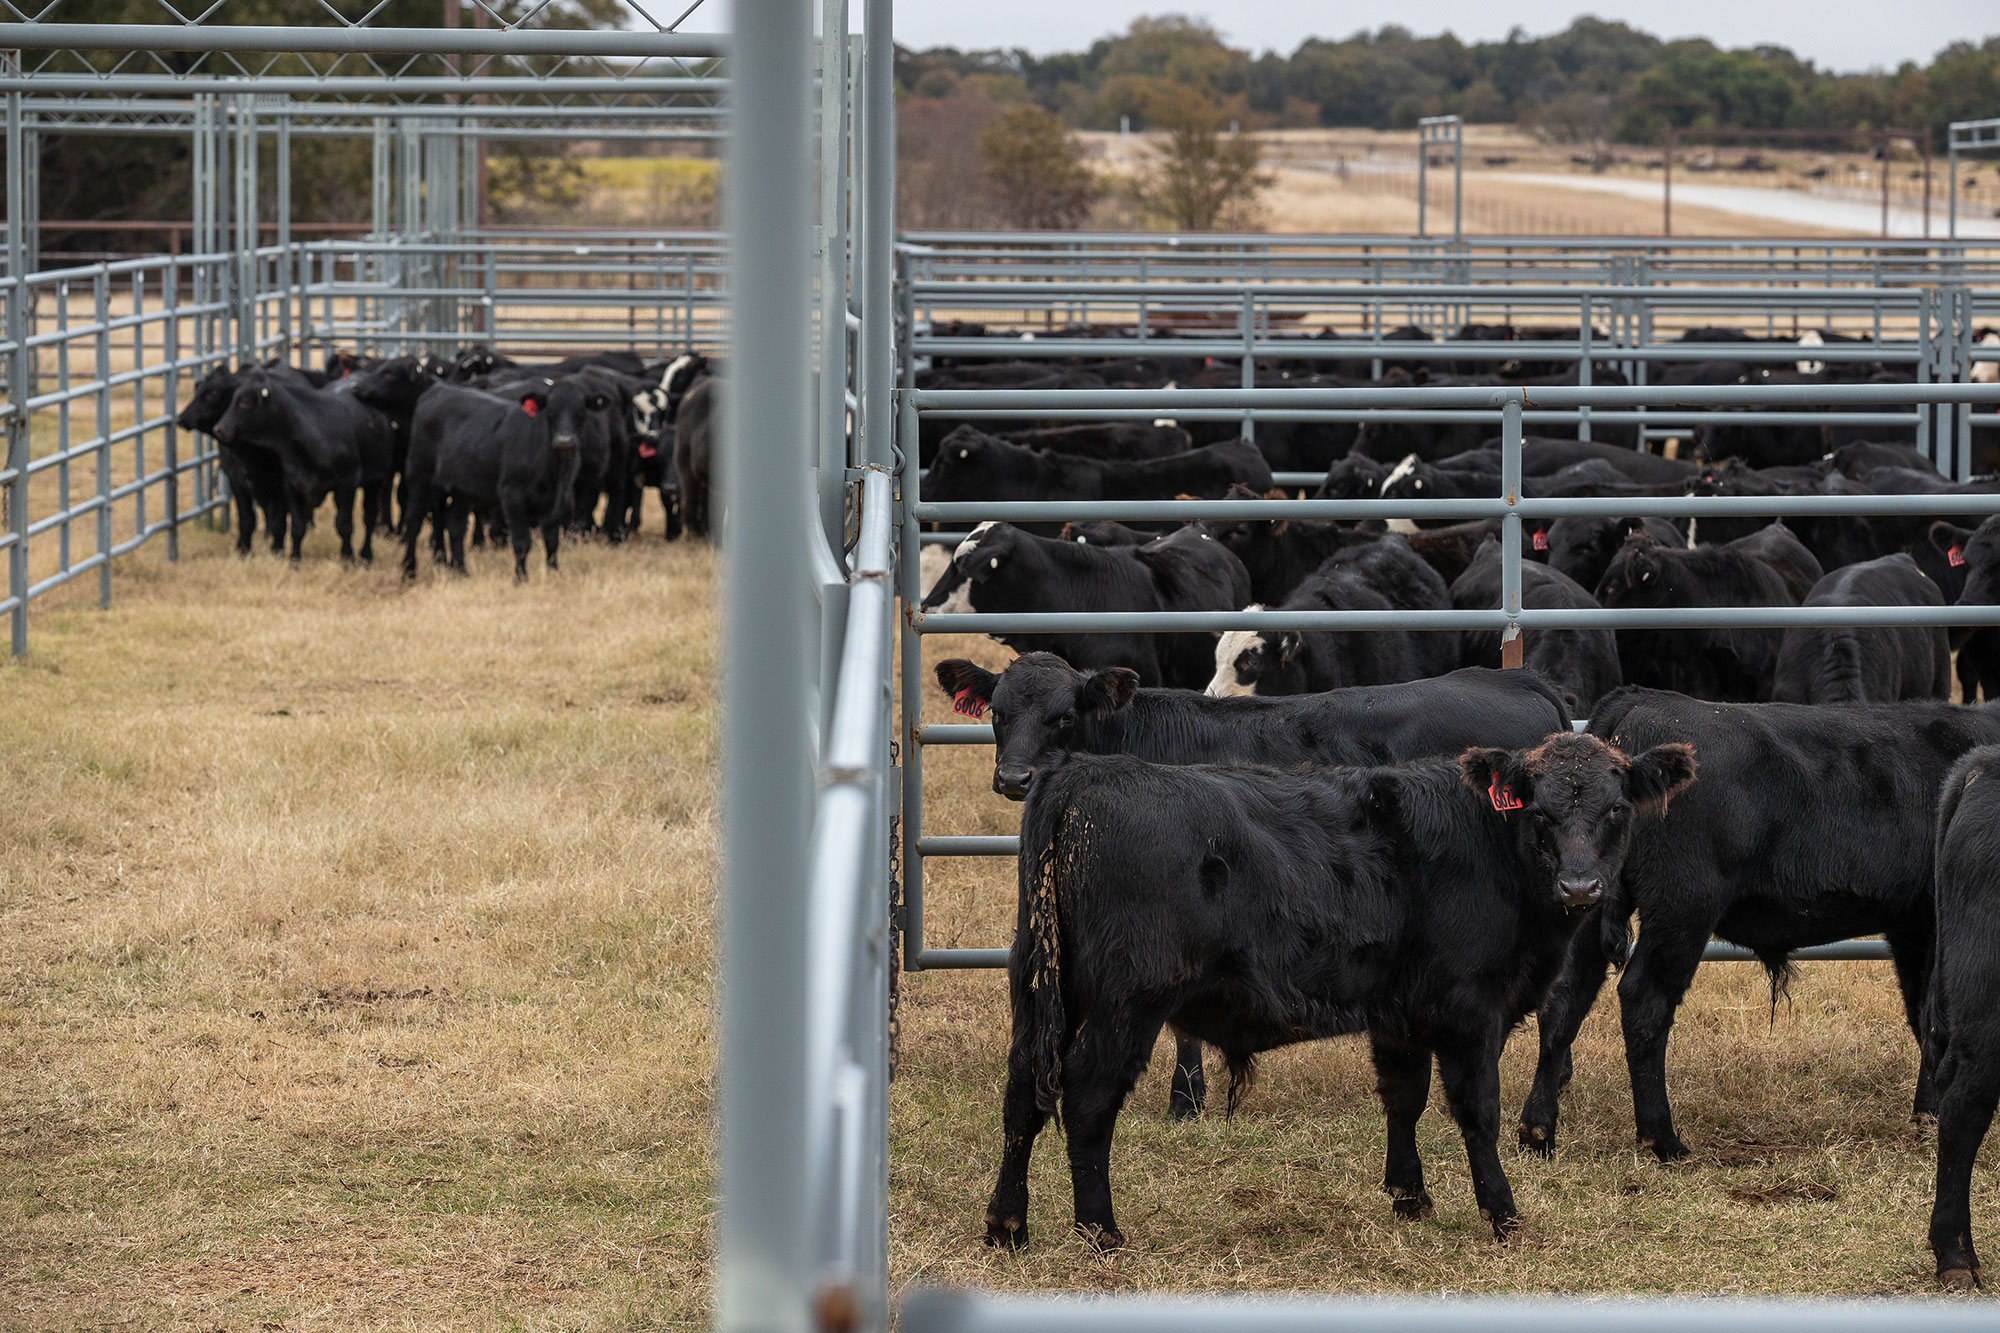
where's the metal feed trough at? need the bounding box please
[8,5,2000,1331]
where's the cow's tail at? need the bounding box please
[1811,631,1867,704]
[1018,791,1077,1120]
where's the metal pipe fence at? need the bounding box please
[896,379,2000,982]
[0,233,739,657]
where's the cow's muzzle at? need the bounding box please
[994,766,1033,801]
[1557,875,1606,909]
[552,433,578,455]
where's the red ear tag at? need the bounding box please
[522,399,539,418]
[1950,545,1967,567]
[1489,776,1523,813]
[1532,529,1549,551]
[952,689,987,719]
[637,442,657,459]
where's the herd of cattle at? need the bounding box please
[173,344,717,579]
[915,321,2000,1287]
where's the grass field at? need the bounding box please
[1,517,1991,1326]
[1,524,720,1330]
[893,632,1975,1301]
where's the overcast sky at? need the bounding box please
[649,2,1994,75]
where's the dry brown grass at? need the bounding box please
[0,524,719,1330]
[889,629,1989,1300]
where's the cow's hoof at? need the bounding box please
[983,1214,1027,1250]
[1914,1111,1940,1128]
[1484,1211,1524,1242]
[1519,1121,1556,1158]
[1941,1267,1981,1291]
[1389,1189,1434,1221]
[1168,1098,1202,1123]
[1073,1222,1124,1252]
[1642,1133,1690,1162]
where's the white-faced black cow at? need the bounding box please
[983,733,1694,1250]
[1521,688,2000,1164]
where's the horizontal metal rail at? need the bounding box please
[0,24,729,57]
[902,1291,1997,1333]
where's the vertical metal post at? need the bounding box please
[1239,290,1255,442]
[859,0,895,470]
[899,385,924,974]
[1499,396,1523,669]
[719,5,815,1333]
[234,94,257,362]
[276,109,292,360]
[1577,295,1592,443]
[816,0,853,540]
[94,267,109,609]
[5,83,28,656]
[1416,134,1427,239]
[163,257,179,562]
[1950,137,1959,241]
[1663,128,1673,237]
[1917,288,1936,466]
[20,115,36,272]
[1881,132,1891,240]
[1452,118,1463,243]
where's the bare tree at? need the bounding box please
[1128,97,1271,231]
[979,105,1100,230]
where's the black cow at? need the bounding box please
[674,375,719,539]
[1521,689,2000,1163]
[176,365,290,556]
[1594,523,1818,702]
[937,654,1567,801]
[399,375,595,580]
[1927,744,2000,1287]
[938,653,1569,1122]
[1451,539,1622,715]
[1932,517,2000,703]
[343,354,444,534]
[1773,555,1951,704]
[1206,563,1425,697]
[922,522,1251,690]
[997,421,1191,461]
[984,733,1694,1249]
[1208,495,1436,606]
[1545,516,1685,594]
[1404,518,1533,585]
[1318,453,1389,500]
[922,433,1273,525]
[212,367,393,563]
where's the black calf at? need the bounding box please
[985,734,1693,1250]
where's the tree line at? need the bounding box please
[896,15,2000,146]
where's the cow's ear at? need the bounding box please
[1459,746,1532,811]
[1624,742,1696,816]
[933,659,997,710]
[1081,667,1139,716]
[1270,519,1289,537]
[1932,521,1974,559]
[1277,631,1304,665]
